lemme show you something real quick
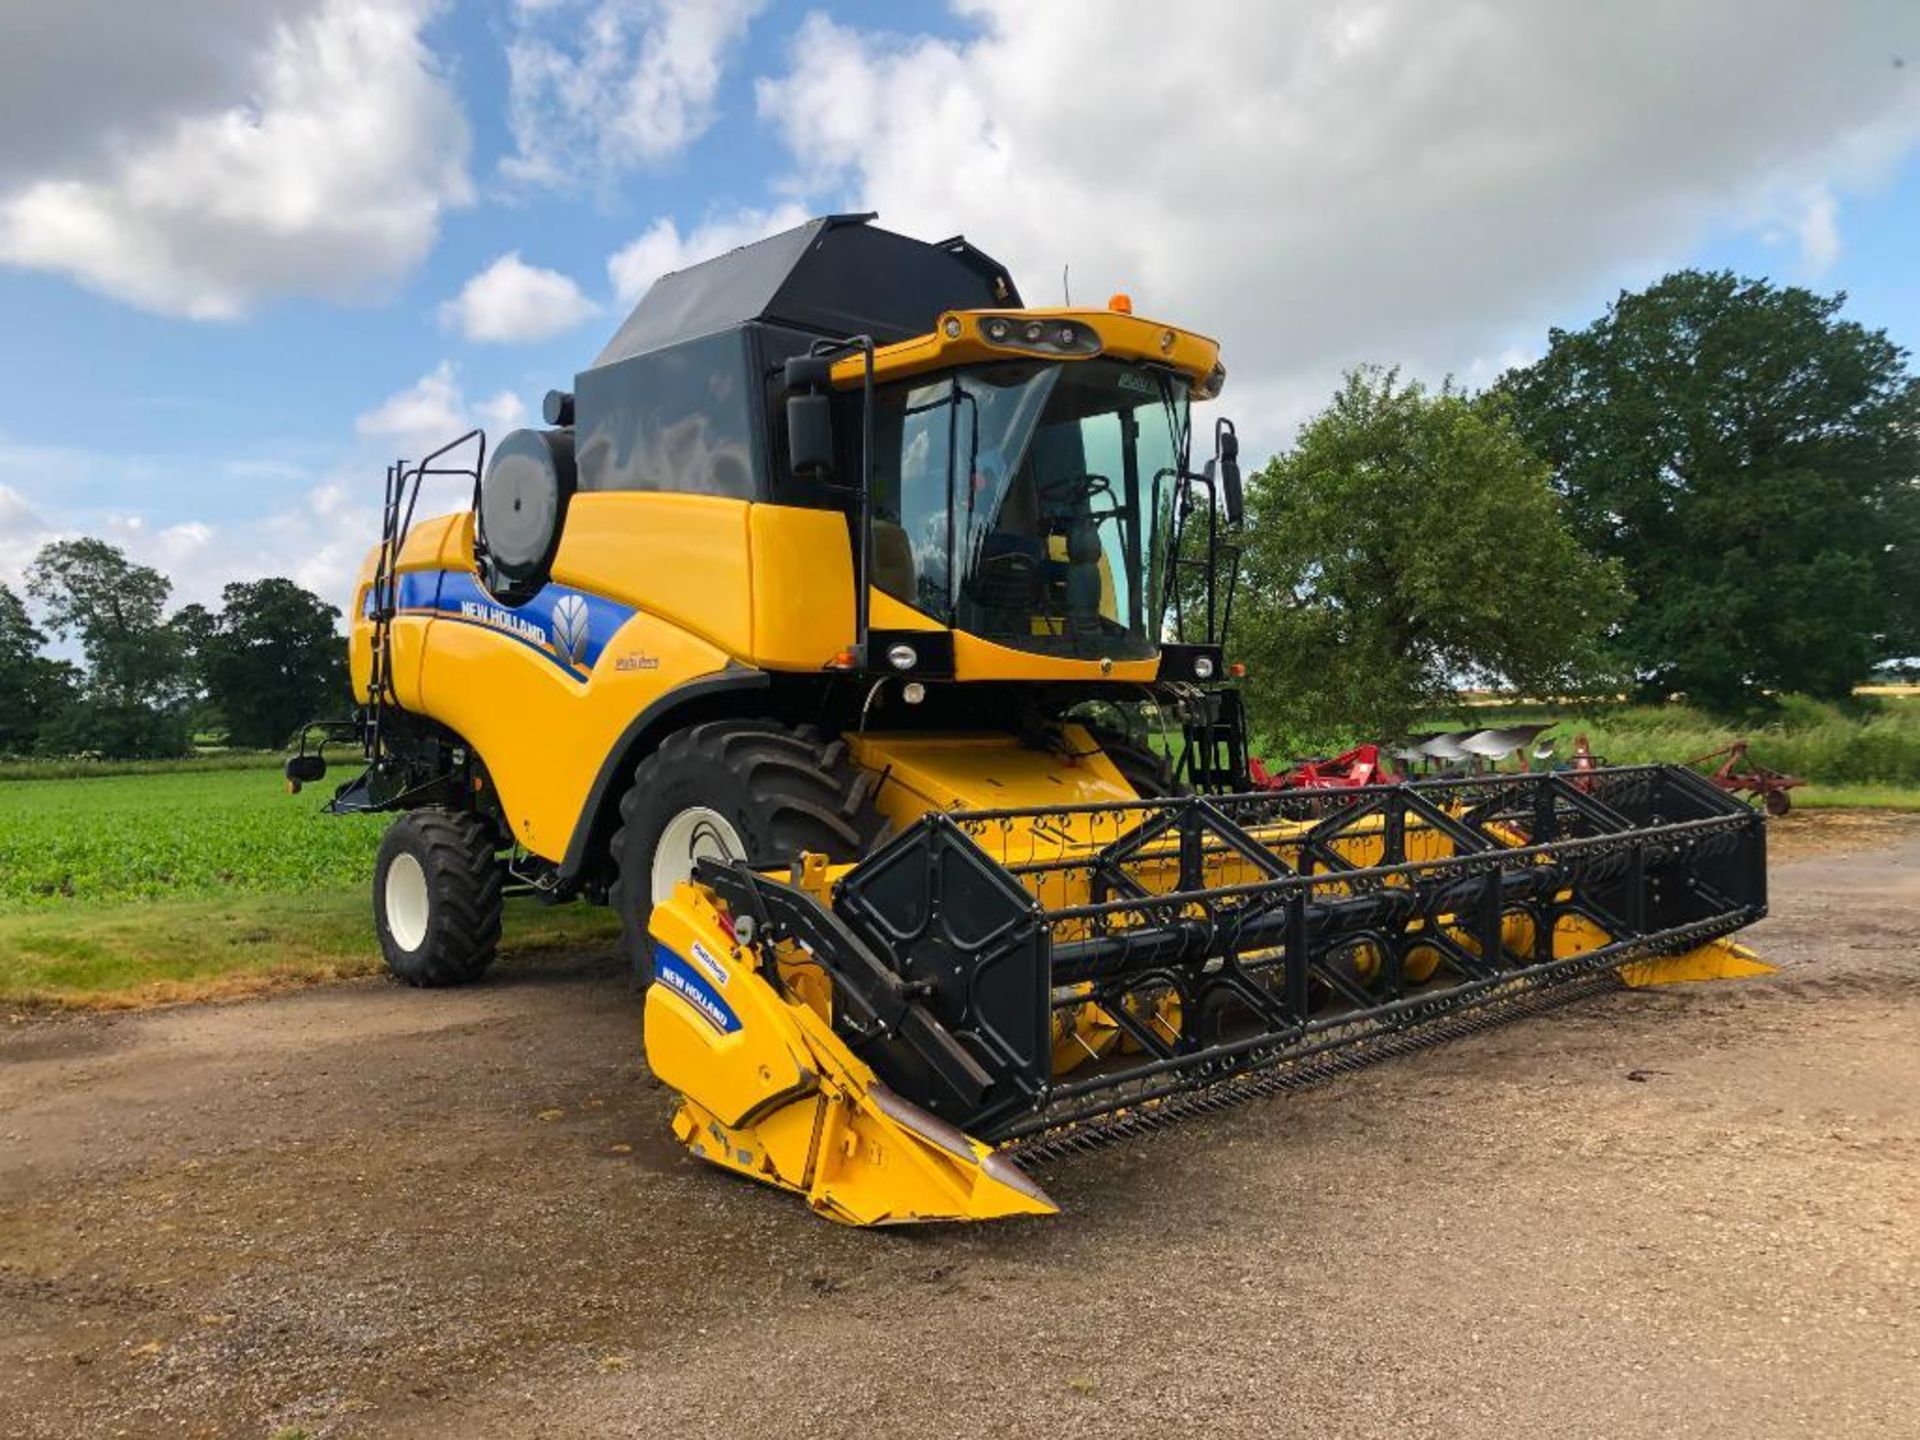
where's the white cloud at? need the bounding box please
[0,483,58,590]
[440,251,599,342]
[2,361,527,616]
[503,0,767,189]
[1796,189,1843,272]
[757,2,1920,453]
[356,363,527,456]
[0,0,471,319]
[607,202,810,305]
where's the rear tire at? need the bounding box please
[373,809,503,987]
[1088,727,1182,799]
[609,721,885,986]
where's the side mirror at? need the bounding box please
[1213,418,1243,527]
[787,394,833,476]
[784,354,835,477]
[284,753,326,792]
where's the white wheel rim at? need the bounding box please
[385,851,431,952]
[652,806,746,905]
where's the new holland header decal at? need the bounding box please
[380,570,634,681]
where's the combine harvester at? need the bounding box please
[291,216,1771,1225]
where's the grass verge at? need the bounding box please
[1792,784,1920,811]
[0,891,621,1010]
[0,750,284,782]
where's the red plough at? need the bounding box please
[1688,740,1806,816]
[1248,743,1390,791]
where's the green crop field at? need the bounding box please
[0,766,386,908]
[0,764,617,1007]
[3,693,1916,1008]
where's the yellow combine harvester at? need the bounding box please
[290,215,1770,1225]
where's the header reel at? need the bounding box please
[646,763,1769,1222]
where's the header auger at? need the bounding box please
[293,214,1770,1225]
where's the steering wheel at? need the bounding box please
[1037,472,1117,517]
[968,549,1042,615]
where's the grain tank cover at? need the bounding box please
[589,213,1021,369]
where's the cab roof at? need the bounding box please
[589,213,1023,370]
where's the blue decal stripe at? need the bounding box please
[372,569,639,683]
[652,944,741,1034]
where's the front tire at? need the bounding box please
[609,721,884,985]
[373,809,504,986]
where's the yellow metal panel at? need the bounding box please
[1617,940,1775,987]
[848,726,1135,830]
[746,503,855,665]
[347,514,472,705]
[418,604,730,859]
[833,307,1223,396]
[646,898,819,1131]
[550,491,753,658]
[647,884,1056,1225]
[868,587,945,632]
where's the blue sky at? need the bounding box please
[1,0,1915,608]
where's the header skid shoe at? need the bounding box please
[647,764,1769,1223]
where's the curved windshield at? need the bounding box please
[868,359,1188,660]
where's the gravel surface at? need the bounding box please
[2,813,1916,1439]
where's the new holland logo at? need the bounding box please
[551,593,590,666]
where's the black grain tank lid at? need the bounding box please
[589,213,1021,370]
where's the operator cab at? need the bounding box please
[863,357,1187,662]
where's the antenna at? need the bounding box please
[1062,264,1071,306]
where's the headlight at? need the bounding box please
[973,314,1101,357]
[887,643,919,671]
[1193,656,1216,680]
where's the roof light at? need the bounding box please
[1109,293,1133,314]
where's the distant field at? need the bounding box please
[0,765,384,908]
[1406,693,1920,792]
[0,764,618,1005]
[0,749,284,783]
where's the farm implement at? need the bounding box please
[650,762,1767,1222]
[1690,740,1806,816]
[296,214,1772,1226]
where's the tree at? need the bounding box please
[1235,368,1625,747]
[25,539,189,757]
[1502,271,1920,710]
[0,583,77,754]
[201,578,346,748]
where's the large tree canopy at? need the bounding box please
[15,539,346,758]
[1234,368,1624,748]
[25,538,183,710]
[1502,270,1920,709]
[200,578,347,749]
[0,583,77,755]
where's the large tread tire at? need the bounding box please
[373,808,503,987]
[1087,726,1184,799]
[609,720,885,986]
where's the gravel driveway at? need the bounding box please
[3,815,1916,1439]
